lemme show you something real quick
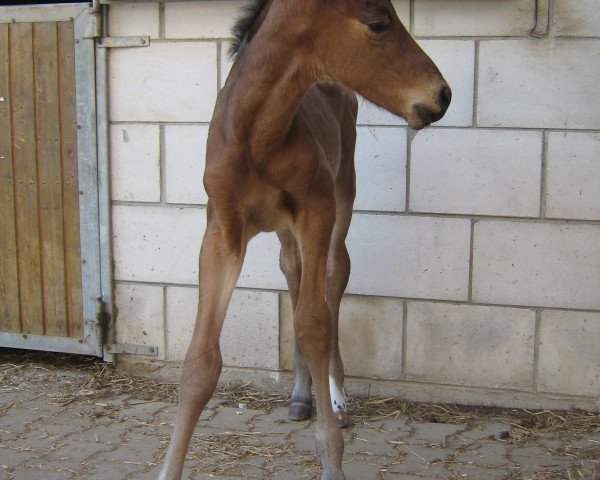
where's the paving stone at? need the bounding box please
[250,407,306,437]
[346,425,399,456]
[201,457,267,478]
[0,434,58,455]
[64,422,130,448]
[138,403,219,436]
[447,463,508,480]
[0,391,35,414]
[386,450,452,477]
[286,422,356,457]
[48,409,101,429]
[459,422,512,442]
[382,475,449,480]
[201,406,263,432]
[132,462,180,480]
[252,431,289,447]
[19,458,85,477]
[270,471,310,480]
[267,455,320,480]
[11,468,72,480]
[342,457,384,479]
[287,425,316,453]
[454,441,512,467]
[44,437,117,463]
[0,448,36,469]
[364,415,412,435]
[196,476,246,480]
[94,434,164,463]
[511,445,575,474]
[411,422,466,447]
[17,395,62,416]
[0,408,46,436]
[79,460,148,479]
[537,436,564,451]
[568,433,600,450]
[397,444,452,464]
[120,400,171,422]
[38,421,86,439]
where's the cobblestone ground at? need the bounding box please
[0,353,599,480]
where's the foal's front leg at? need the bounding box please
[159,218,246,480]
[324,195,354,428]
[293,201,345,480]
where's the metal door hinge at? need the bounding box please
[93,295,110,351]
[106,343,159,356]
[83,11,102,39]
[529,0,550,39]
[97,36,150,48]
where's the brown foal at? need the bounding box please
[159,1,450,479]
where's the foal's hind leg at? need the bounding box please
[282,197,354,427]
[278,231,313,421]
[159,215,246,480]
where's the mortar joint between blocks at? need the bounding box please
[472,40,480,128]
[278,291,285,371]
[548,0,555,37]
[405,127,412,213]
[163,284,169,361]
[159,124,166,205]
[401,299,408,380]
[158,1,165,40]
[468,219,476,303]
[216,40,223,92]
[532,309,542,392]
[539,130,549,218]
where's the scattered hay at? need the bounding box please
[0,349,178,404]
[216,382,289,412]
[185,431,317,478]
[349,396,600,445]
[1,348,599,457]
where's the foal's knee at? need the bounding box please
[295,303,332,355]
[181,344,223,388]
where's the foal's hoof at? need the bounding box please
[288,401,313,421]
[335,410,351,428]
[321,468,346,480]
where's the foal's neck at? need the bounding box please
[224,25,316,163]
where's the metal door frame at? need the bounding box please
[0,3,105,357]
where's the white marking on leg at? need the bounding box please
[329,375,346,412]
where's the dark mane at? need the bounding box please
[229,0,270,58]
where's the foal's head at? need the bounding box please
[231,0,450,129]
[311,0,451,129]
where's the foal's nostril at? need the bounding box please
[439,85,452,111]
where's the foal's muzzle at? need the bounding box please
[412,84,452,129]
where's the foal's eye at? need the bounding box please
[368,21,389,34]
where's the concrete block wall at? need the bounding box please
[108,1,600,409]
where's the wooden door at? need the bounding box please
[0,3,102,356]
